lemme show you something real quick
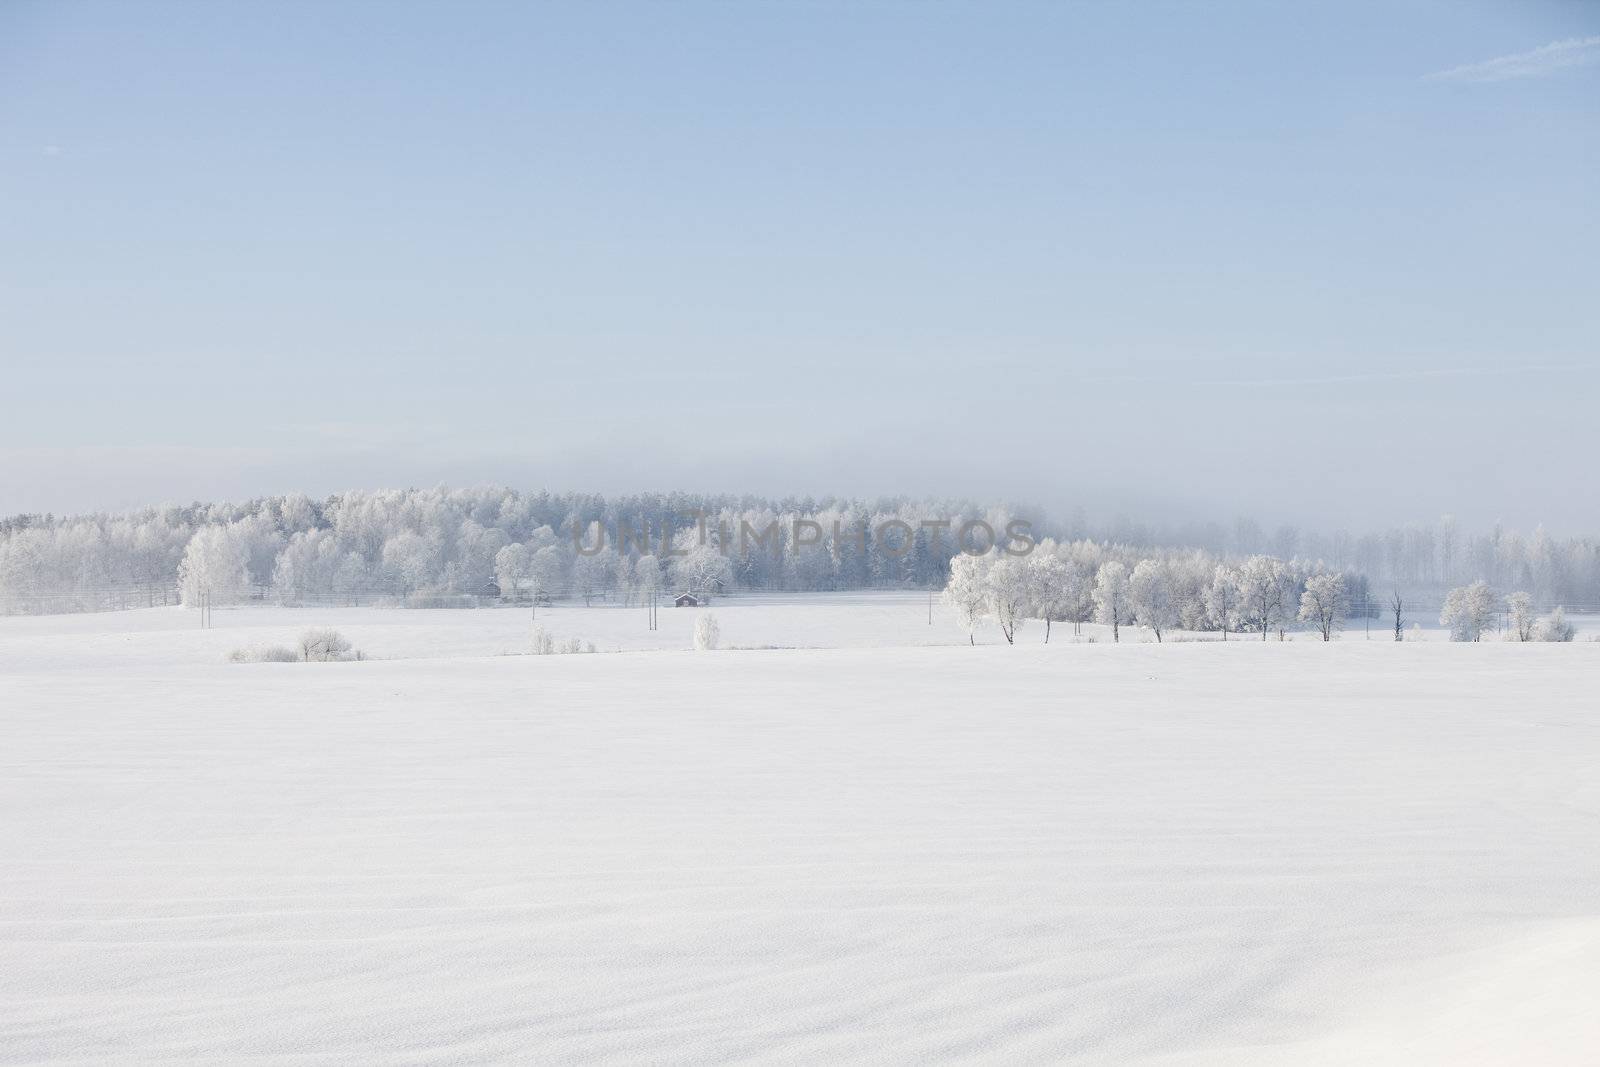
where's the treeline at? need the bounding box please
[5,487,1596,615]
[0,488,1040,609]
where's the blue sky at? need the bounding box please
[2,1,1596,529]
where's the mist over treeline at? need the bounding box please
[0,487,1596,611]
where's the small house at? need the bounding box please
[674,592,701,608]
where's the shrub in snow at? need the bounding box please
[694,612,720,651]
[299,628,356,661]
[530,628,596,655]
[1535,607,1575,643]
[228,645,300,663]
[406,592,477,609]
[1409,623,1425,642]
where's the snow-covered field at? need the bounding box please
[3,596,1598,1064]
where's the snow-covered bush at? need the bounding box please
[227,645,300,663]
[1535,607,1575,643]
[530,627,595,655]
[406,592,477,609]
[299,628,356,661]
[694,612,720,651]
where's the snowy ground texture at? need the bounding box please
[3,594,1599,1064]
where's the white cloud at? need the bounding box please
[1426,35,1600,83]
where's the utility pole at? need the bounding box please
[927,588,933,625]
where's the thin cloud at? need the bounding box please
[1083,364,1594,388]
[1425,35,1600,83]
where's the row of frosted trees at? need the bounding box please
[943,541,1374,644]
[944,545,1582,645]
[1215,516,1600,609]
[1438,582,1575,642]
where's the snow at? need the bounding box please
[2,597,1598,1063]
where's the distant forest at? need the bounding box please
[1,487,1596,613]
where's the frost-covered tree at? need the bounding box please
[1440,581,1499,642]
[1535,606,1575,642]
[1236,555,1288,641]
[1506,591,1536,642]
[1128,559,1176,642]
[1204,564,1239,639]
[272,528,338,604]
[633,553,662,602]
[986,556,1031,645]
[1026,549,1080,644]
[494,543,532,601]
[1297,572,1346,642]
[670,533,732,601]
[1172,553,1214,632]
[609,552,635,605]
[571,551,610,607]
[0,529,50,599]
[943,553,990,646]
[1092,560,1130,642]
[178,525,251,606]
[527,545,565,604]
[381,532,441,594]
[492,543,531,601]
